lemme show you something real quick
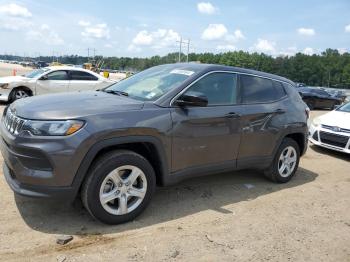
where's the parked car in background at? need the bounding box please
[328,90,347,103]
[296,82,306,87]
[297,86,342,110]
[0,66,115,102]
[309,102,350,154]
[0,63,309,224]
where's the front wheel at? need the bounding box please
[10,88,30,102]
[264,138,300,183]
[81,150,156,224]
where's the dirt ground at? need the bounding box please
[0,65,349,261]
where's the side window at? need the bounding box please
[273,81,287,99]
[240,75,284,103]
[183,72,237,105]
[70,71,98,81]
[46,71,68,80]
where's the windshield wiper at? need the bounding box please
[103,90,129,96]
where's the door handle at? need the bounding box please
[225,112,241,118]
[274,109,286,114]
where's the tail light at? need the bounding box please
[305,107,310,119]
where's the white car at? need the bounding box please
[309,102,350,154]
[0,66,115,102]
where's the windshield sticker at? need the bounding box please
[170,69,194,76]
[145,92,157,99]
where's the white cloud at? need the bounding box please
[297,27,315,36]
[338,48,348,54]
[201,24,228,40]
[129,28,180,51]
[216,45,236,51]
[78,20,90,27]
[225,29,245,42]
[303,47,314,55]
[345,24,350,33]
[81,23,110,39]
[252,38,276,54]
[279,46,298,57]
[197,2,218,15]
[26,24,64,45]
[0,17,32,31]
[104,43,113,48]
[132,30,153,45]
[0,3,32,18]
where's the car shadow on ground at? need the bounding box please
[14,167,318,237]
[310,145,350,162]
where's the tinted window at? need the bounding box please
[184,72,237,105]
[312,89,329,96]
[70,71,98,81]
[240,75,285,103]
[47,70,68,80]
[273,81,287,99]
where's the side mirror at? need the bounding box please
[39,75,48,80]
[175,91,208,107]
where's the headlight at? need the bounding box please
[0,83,9,89]
[22,120,84,136]
[312,117,321,127]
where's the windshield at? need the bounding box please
[24,68,49,78]
[104,65,197,101]
[337,102,350,112]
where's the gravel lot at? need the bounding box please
[0,65,349,262]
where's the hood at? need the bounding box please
[11,91,144,120]
[318,110,350,129]
[0,76,30,84]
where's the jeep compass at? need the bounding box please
[0,63,308,224]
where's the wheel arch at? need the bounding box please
[71,136,169,198]
[9,86,34,100]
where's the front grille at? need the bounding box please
[321,124,350,134]
[319,131,349,148]
[3,109,27,135]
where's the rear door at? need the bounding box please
[68,70,99,92]
[36,70,69,95]
[170,72,241,172]
[236,74,288,168]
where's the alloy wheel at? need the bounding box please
[278,146,297,177]
[99,165,147,215]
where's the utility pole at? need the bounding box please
[177,37,182,62]
[93,48,96,58]
[186,39,190,62]
[87,48,90,60]
[176,38,191,63]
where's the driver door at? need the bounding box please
[36,70,69,95]
[170,72,241,173]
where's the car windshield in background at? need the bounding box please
[337,102,350,112]
[24,68,49,78]
[104,65,197,101]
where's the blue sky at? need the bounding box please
[0,0,349,57]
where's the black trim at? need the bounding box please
[70,136,169,197]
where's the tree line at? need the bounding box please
[1,48,349,88]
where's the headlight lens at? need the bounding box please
[312,117,321,127]
[22,120,84,136]
[0,83,9,89]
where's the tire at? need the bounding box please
[10,88,30,102]
[264,138,300,183]
[81,150,156,224]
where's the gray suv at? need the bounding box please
[0,63,308,224]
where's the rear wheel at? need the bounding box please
[264,138,300,183]
[10,88,30,102]
[81,150,156,224]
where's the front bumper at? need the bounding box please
[0,118,92,200]
[3,162,76,200]
[309,124,350,154]
[0,89,11,102]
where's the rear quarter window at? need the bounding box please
[240,75,286,103]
